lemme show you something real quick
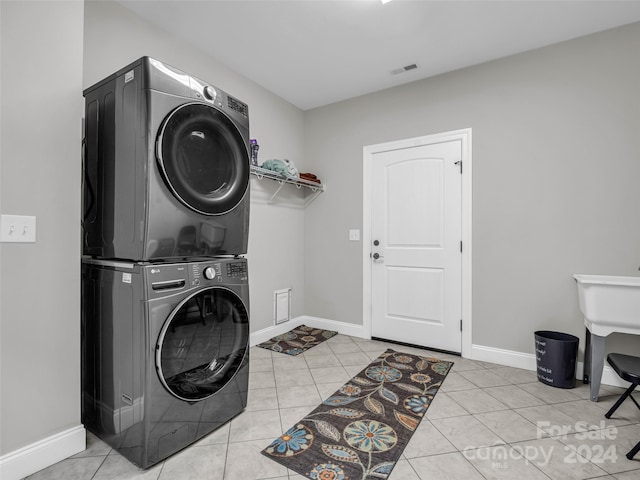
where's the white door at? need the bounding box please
[370,139,462,352]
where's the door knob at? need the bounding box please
[372,253,383,260]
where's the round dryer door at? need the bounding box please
[156,286,249,402]
[157,103,249,215]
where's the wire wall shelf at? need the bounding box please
[250,165,325,205]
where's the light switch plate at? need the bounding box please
[349,229,360,241]
[0,215,36,243]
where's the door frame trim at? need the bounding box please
[362,129,472,357]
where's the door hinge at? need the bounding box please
[455,160,462,173]
[460,319,463,331]
[460,241,463,253]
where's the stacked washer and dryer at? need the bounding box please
[81,57,251,468]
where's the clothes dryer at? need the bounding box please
[81,257,249,468]
[83,57,250,260]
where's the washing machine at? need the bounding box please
[82,57,250,260]
[81,257,249,468]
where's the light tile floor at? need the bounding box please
[25,334,640,479]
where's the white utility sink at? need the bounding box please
[574,274,640,401]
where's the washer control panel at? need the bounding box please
[191,262,221,285]
[146,259,247,294]
[203,266,216,280]
[191,260,247,285]
[227,261,247,278]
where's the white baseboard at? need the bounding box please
[470,343,629,389]
[298,315,368,339]
[251,317,305,346]
[0,425,86,480]
[250,315,368,347]
[471,344,538,370]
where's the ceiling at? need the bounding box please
[118,0,640,110]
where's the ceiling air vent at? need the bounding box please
[390,63,418,75]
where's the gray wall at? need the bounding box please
[83,0,308,333]
[0,0,85,456]
[304,22,640,357]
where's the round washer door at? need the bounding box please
[157,102,249,215]
[156,286,249,402]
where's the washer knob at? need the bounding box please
[203,266,216,280]
[203,86,216,101]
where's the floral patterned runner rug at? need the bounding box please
[262,348,453,479]
[257,324,338,356]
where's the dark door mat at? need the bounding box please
[256,324,338,356]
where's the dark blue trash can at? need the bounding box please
[534,331,579,389]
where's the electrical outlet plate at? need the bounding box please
[0,214,36,243]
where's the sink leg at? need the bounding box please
[589,333,606,402]
[584,327,591,384]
